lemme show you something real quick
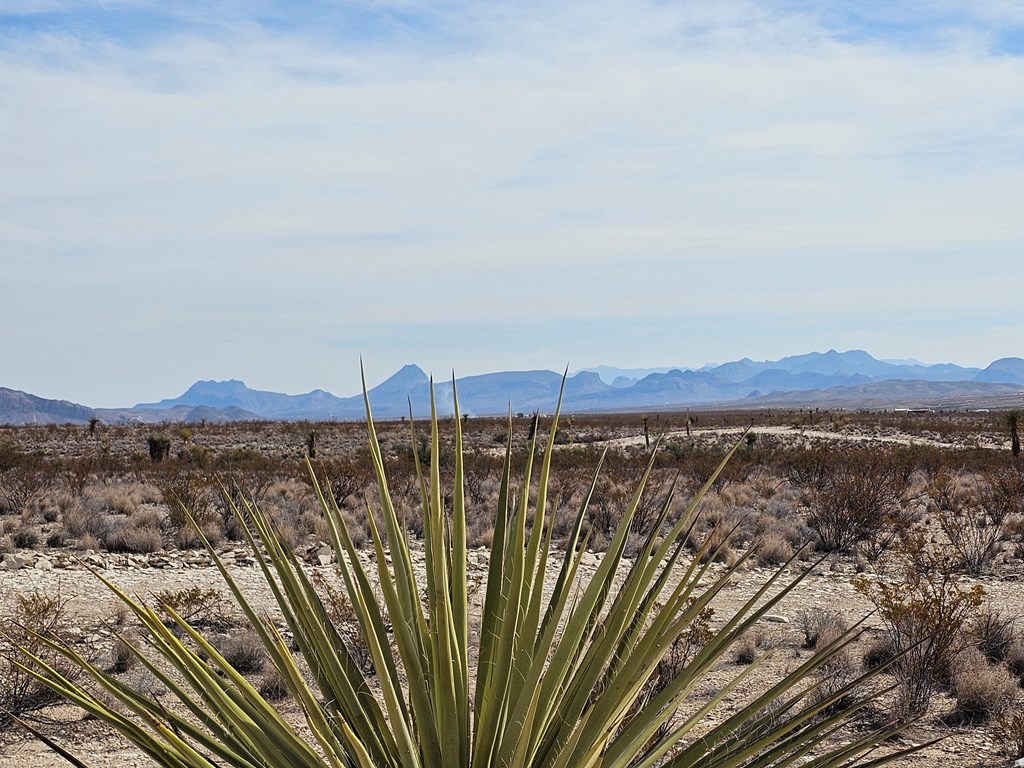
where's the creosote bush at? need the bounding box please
[0,591,84,728]
[855,538,985,719]
[12,382,928,768]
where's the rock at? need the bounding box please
[34,556,53,570]
[1,553,29,570]
[763,614,790,623]
[84,553,108,569]
[317,546,334,566]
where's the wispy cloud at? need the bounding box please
[2,1,1022,404]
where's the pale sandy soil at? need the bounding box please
[2,423,1022,767]
[2,547,1022,768]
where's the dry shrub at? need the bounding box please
[62,500,107,539]
[0,590,85,728]
[218,632,266,675]
[153,587,230,629]
[971,608,1018,664]
[754,531,794,566]
[468,523,494,549]
[103,523,163,554]
[733,631,762,665]
[105,485,144,516]
[719,482,754,509]
[796,448,911,554]
[128,505,164,530]
[12,525,40,550]
[1005,641,1024,685]
[995,710,1024,759]
[110,635,137,674]
[259,667,290,701]
[797,608,848,650]
[929,468,1023,575]
[855,545,985,719]
[862,633,896,670]
[693,525,735,565]
[174,516,224,550]
[951,650,1017,723]
[310,571,374,673]
[161,475,215,531]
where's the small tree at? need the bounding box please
[1008,409,1021,459]
[147,436,171,463]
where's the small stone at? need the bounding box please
[1,553,29,570]
[763,614,790,623]
[34,556,54,570]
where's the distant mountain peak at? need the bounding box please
[371,364,429,393]
[4,351,1019,426]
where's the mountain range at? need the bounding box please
[3,350,1023,425]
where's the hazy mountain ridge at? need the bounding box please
[0,388,96,426]
[3,351,1022,424]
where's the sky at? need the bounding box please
[2,1,1023,407]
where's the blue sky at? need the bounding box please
[2,1,1023,407]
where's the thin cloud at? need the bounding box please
[1,1,1022,405]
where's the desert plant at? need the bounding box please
[147,436,171,463]
[995,709,1024,759]
[0,449,54,516]
[11,381,927,767]
[217,631,266,675]
[799,449,912,554]
[1006,641,1024,685]
[970,608,1018,664]
[150,587,230,629]
[951,650,1017,723]
[1008,409,1021,459]
[0,590,84,728]
[855,542,985,717]
[797,609,848,651]
[929,471,1009,574]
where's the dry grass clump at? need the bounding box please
[152,587,230,629]
[62,498,107,540]
[11,524,40,550]
[970,608,1018,664]
[797,608,849,650]
[99,504,165,553]
[258,667,290,702]
[103,524,163,554]
[109,634,137,675]
[732,629,768,665]
[1005,641,1024,685]
[217,631,266,675]
[862,633,896,671]
[951,650,1018,723]
[754,531,795,566]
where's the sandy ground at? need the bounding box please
[2,545,1023,767]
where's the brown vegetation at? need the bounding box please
[1,408,1024,764]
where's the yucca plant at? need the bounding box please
[10,378,929,767]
